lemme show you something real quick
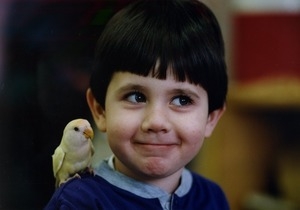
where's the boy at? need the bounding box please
[45,0,229,209]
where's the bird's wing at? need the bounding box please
[52,146,65,178]
[90,140,95,156]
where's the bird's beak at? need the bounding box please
[83,128,94,140]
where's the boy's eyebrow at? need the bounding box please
[170,88,200,99]
[116,83,146,93]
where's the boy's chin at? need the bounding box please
[135,157,183,178]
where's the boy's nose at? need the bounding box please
[141,105,171,133]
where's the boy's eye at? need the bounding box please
[125,91,146,103]
[171,95,193,106]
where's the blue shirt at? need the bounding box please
[45,159,229,209]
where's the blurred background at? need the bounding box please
[0,0,299,209]
[0,0,128,209]
[194,0,300,210]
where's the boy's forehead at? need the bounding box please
[115,68,181,82]
[109,71,203,91]
[117,61,192,84]
[148,63,176,79]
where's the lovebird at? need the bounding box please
[52,119,94,188]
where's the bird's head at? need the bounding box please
[63,119,94,144]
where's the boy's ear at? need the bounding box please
[86,88,107,132]
[204,104,226,138]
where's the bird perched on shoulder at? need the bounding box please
[52,119,94,188]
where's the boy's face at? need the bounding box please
[87,70,224,186]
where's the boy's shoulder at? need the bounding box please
[56,172,110,194]
[45,172,162,210]
[182,171,230,209]
[44,173,108,209]
[190,171,223,190]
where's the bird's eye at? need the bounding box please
[74,127,79,131]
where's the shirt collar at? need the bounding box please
[95,156,192,199]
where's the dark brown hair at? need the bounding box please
[90,0,227,113]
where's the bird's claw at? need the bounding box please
[73,173,81,179]
[58,173,81,187]
[87,167,95,176]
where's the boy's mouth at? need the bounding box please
[133,142,179,155]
